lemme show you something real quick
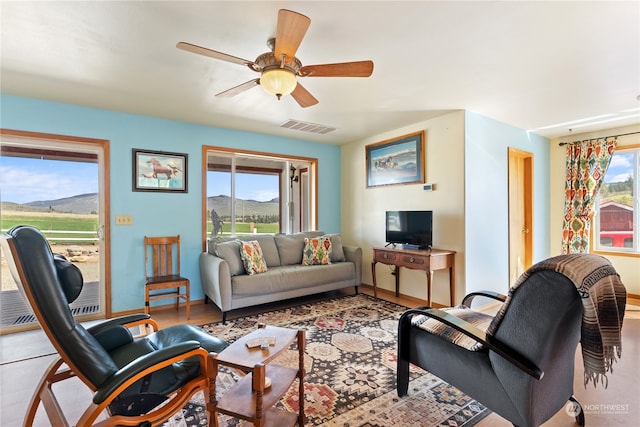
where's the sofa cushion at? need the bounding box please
[214,240,244,276]
[302,236,332,265]
[237,235,281,267]
[274,231,324,265]
[239,240,268,275]
[210,235,281,267]
[208,237,234,255]
[232,263,355,296]
[324,234,346,262]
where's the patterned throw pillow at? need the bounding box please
[302,236,333,266]
[239,240,268,275]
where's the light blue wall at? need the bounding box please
[0,94,342,312]
[464,111,550,294]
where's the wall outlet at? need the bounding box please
[115,215,133,225]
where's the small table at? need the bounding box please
[208,324,305,427]
[372,247,456,307]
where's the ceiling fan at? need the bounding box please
[177,9,374,108]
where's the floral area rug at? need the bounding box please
[164,294,490,426]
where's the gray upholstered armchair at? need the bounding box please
[397,254,626,427]
[1,226,229,426]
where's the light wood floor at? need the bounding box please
[1,286,638,426]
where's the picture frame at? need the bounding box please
[366,130,425,188]
[132,149,188,192]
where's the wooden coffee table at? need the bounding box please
[208,324,305,427]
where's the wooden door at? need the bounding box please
[508,148,533,285]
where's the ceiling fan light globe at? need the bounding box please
[261,69,297,99]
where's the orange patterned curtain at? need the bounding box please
[561,137,616,253]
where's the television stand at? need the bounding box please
[371,247,455,307]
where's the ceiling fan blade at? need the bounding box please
[274,9,311,61]
[291,82,319,108]
[216,79,260,97]
[177,42,254,67]
[300,61,374,77]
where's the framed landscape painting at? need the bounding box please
[366,131,425,188]
[133,149,188,192]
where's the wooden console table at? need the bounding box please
[371,247,456,307]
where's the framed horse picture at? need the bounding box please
[132,149,188,192]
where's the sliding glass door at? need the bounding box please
[0,130,110,333]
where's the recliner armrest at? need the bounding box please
[399,307,543,380]
[93,341,203,404]
[461,291,507,308]
[87,314,152,336]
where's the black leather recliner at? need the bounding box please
[398,254,625,427]
[1,225,228,426]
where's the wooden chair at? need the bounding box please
[144,235,190,319]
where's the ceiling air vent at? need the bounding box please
[280,119,337,134]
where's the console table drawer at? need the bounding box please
[374,250,397,262]
[371,246,456,307]
[374,250,428,269]
[399,255,426,268]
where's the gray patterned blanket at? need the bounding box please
[498,254,626,388]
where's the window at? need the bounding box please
[207,167,281,236]
[202,147,317,247]
[594,146,639,254]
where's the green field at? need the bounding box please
[205,220,280,235]
[1,213,99,243]
[2,213,279,242]
[600,179,633,207]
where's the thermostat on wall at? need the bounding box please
[423,183,434,191]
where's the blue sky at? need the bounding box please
[0,157,279,203]
[207,171,279,201]
[606,152,634,183]
[0,157,98,204]
[1,151,631,204]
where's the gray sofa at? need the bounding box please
[199,231,362,322]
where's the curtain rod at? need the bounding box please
[558,131,640,146]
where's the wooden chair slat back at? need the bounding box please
[144,235,181,278]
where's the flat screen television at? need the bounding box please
[386,210,433,249]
